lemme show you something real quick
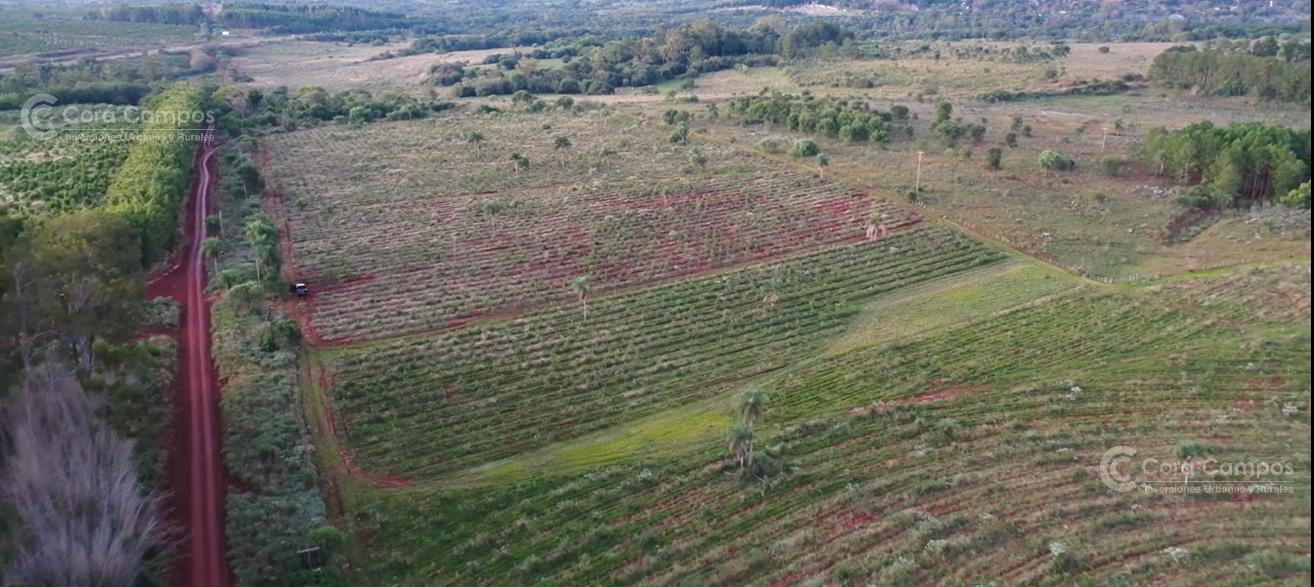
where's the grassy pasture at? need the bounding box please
[229,41,523,91]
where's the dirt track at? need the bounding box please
[148,134,231,587]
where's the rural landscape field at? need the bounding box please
[0,1,1310,586]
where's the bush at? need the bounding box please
[1281,181,1311,209]
[1038,150,1075,172]
[1098,155,1124,176]
[790,139,820,158]
[143,296,181,328]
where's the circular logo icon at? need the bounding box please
[1100,446,1138,492]
[21,93,59,140]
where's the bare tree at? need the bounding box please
[2,362,170,587]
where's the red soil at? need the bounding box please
[149,135,232,587]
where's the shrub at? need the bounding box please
[1098,155,1124,176]
[790,138,820,158]
[1038,150,1075,172]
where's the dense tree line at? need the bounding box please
[105,83,207,265]
[976,80,1135,103]
[212,84,455,134]
[82,2,411,34]
[1140,122,1311,208]
[0,52,215,109]
[726,92,902,145]
[440,20,851,97]
[214,3,411,34]
[1149,45,1311,103]
[84,3,205,25]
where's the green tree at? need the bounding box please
[739,389,765,430]
[1281,181,1311,209]
[728,424,754,470]
[571,275,592,319]
[1038,150,1075,174]
[511,152,530,173]
[244,217,278,282]
[791,138,819,158]
[986,147,1003,170]
[465,131,484,153]
[11,210,143,374]
[553,136,572,167]
[202,237,226,279]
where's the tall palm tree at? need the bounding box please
[201,237,226,280]
[739,389,765,430]
[728,424,754,470]
[572,275,592,319]
[553,136,572,168]
[244,219,276,281]
[466,131,485,153]
[511,152,530,173]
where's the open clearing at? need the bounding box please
[230,41,523,91]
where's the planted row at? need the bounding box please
[326,225,1005,478]
[343,302,1310,586]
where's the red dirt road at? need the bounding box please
[149,135,231,587]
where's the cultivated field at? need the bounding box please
[322,225,1003,478]
[329,268,1310,585]
[0,128,132,215]
[0,15,196,59]
[266,110,927,342]
[260,40,1311,587]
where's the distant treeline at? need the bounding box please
[0,52,212,109]
[85,2,412,34]
[1150,45,1312,103]
[976,79,1138,103]
[215,3,410,34]
[440,20,846,96]
[1141,122,1311,209]
[84,4,205,25]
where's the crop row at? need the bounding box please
[343,297,1311,586]
[307,189,918,342]
[264,111,899,341]
[0,132,131,216]
[325,225,1005,478]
